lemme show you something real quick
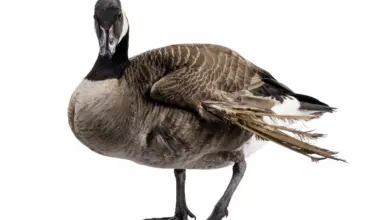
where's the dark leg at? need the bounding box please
[144,169,196,220]
[206,160,247,220]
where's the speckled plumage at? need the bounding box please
[69,44,269,169]
[69,42,343,168]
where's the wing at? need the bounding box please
[148,44,345,163]
[149,44,284,112]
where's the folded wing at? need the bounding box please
[148,44,345,163]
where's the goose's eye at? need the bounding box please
[117,13,122,20]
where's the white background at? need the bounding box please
[1,0,389,219]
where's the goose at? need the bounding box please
[68,0,346,219]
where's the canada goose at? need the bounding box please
[68,0,346,219]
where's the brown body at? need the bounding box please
[69,43,344,170]
[68,44,264,169]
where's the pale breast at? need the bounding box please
[73,78,122,109]
[69,78,133,156]
[67,78,264,169]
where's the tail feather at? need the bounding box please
[292,93,337,114]
[201,99,346,163]
[299,102,336,114]
[292,93,332,107]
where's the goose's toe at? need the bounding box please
[144,208,196,220]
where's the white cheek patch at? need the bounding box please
[108,26,118,54]
[98,26,108,56]
[118,11,129,43]
[99,26,106,46]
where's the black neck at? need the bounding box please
[85,31,129,81]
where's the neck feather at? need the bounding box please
[86,25,129,81]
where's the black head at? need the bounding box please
[94,0,129,59]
